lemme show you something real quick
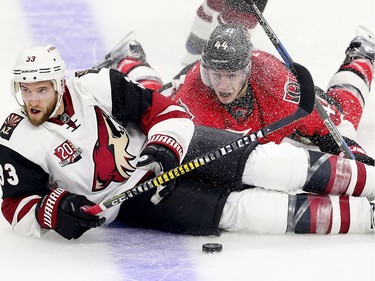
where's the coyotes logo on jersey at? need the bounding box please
[92,106,136,191]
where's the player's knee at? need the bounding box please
[242,142,308,192]
[220,187,289,233]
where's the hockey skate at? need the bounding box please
[344,25,374,65]
[93,31,146,69]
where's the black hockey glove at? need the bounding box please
[35,188,106,240]
[310,134,374,166]
[338,139,374,166]
[351,153,375,166]
[137,144,179,203]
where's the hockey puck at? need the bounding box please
[202,243,223,254]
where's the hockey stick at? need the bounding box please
[244,0,355,159]
[85,62,315,215]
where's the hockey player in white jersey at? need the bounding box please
[1,45,194,239]
[0,44,374,241]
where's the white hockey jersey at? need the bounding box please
[0,68,194,237]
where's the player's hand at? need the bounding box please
[350,153,374,166]
[35,188,106,240]
[137,144,179,202]
[338,144,375,166]
[338,137,374,166]
[310,134,374,165]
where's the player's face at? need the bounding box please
[208,69,248,104]
[21,81,58,126]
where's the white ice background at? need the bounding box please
[0,1,374,280]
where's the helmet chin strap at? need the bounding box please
[48,79,65,119]
[48,91,64,119]
[235,81,249,100]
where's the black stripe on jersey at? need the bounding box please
[109,69,152,125]
[0,144,50,199]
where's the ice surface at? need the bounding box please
[0,1,374,280]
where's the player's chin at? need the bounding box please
[29,116,44,126]
[217,92,236,104]
[28,112,48,126]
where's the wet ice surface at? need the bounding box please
[0,1,374,280]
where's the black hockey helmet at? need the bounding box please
[201,24,253,72]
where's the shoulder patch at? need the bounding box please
[0,113,24,140]
[283,77,300,104]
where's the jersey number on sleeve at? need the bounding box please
[0,163,19,186]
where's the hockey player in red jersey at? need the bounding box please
[162,24,375,166]
[1,44,374,241]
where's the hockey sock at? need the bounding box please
[302,150,374,200]
[287,193,371,234]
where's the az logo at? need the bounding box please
[0,114,23,140]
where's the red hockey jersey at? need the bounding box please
[170,50,355,144]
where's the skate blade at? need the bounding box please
[93,31,136,69]
[357,25,374,43]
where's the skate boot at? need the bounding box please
[93,31,146,69]
[344,26,374,65]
